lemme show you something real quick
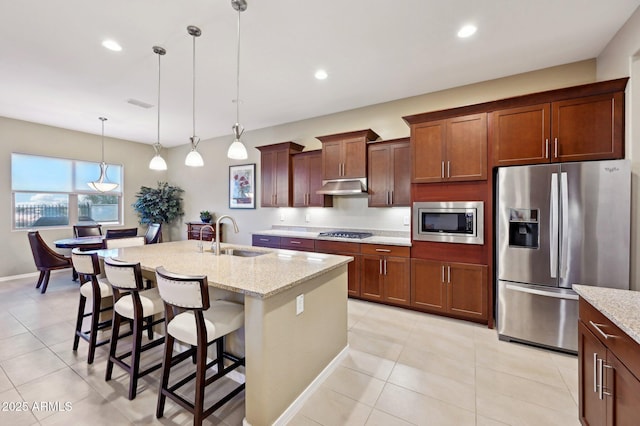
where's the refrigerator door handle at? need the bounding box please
[550,173,559,278]
[560,172,569,279]
[505,283,579,300]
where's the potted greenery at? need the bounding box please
[199,210,213,223]
[132,182,184,227]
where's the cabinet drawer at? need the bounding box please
[361,244,410,257]
[315,240,361,254]
[252,234,281,248]
[280,237,315,251]
[580,299,640,380]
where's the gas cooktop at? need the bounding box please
[318,231,373,239]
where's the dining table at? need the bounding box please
[54,235,105,250]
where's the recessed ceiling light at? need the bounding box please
[102,39,122,52]
[457,25,477,38]
[314,69,328,80]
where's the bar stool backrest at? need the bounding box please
[71,249,101,276]
[103,257,144,291]
[104,236,146,249]
[155,266,210,311]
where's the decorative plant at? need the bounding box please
[132,182,184,225]
[200,210,213,223]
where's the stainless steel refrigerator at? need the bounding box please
[496,159,630,353]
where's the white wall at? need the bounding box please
[1,60,597,278]
[597,5,640,290]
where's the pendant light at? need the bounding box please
[149,46,168,171]
[88,117,119,192]
[185,25,204,167]
[227,0,248,160]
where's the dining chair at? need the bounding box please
[103,257,165,399]
[155,266,245,426]
[104,236,146,249]
[74,224,102,238]
[71,249,113,364]
[27,231,73,294]
[104,227,138,239]
[144,223,162,244]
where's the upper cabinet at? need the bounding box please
[410,113,487,183]
[292,150,333,207]
[317,129,379,180]
[256,142,304,207]
[368,138,411,207]
[491,91,625,166]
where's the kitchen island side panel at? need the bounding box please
[244,265,348,426]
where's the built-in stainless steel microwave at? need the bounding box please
[413,201,484,245]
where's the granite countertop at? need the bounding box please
[573,284,640,345]
[253,228,411,247]
[101,240,352,299]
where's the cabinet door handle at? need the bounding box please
[597,359,614,399]
[545,138,549,159]
[259,238,269,242]
[386,191,390,205]
[593,353,598,393]
[589,321,616,340]
[390,191,393,205]
[379,259,383,275]
[441,161,445,179]
[375,249,391,253]
[447,265,451,283]
[441,265,445,283]
[290,241,301,244]
[447,161,450,178]
[554,137,558,158]
[384,259,387,275]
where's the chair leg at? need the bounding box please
[72,267,78,282]
[145,316,154,340]
[194,341,207,426]
[35,271,45,289]
[87,295,103,364]
[105,313,122,381]
[73,295,87,351]
[156,334,174,419]
[40,271,51,294]
[217,336,224,372]
[128,315,144,400]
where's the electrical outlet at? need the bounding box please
[403,215,410,226]
[305,213,311,223]
[296,294,304,315]
[280,213,285,222]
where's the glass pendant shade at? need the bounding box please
[227,123,248,160]
[185,136,204,167]
[149,143,167,170]
[89,117,119,192]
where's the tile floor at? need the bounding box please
[0,272,579,425]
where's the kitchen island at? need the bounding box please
[103,240,351,426]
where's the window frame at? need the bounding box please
[11,153,124,230]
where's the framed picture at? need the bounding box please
[229,163,256,209]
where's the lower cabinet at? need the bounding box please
[252,234,280,248]
[187,222,221,242]
[411,259,487,321]
[578,299,640,426]
[361,245,410,306]
[315,240,361,297]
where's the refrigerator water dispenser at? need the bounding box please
[508,208,538,248]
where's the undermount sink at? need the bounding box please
[220,248,267,257]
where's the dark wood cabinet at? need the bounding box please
[360,244,410,306]
[412,113,487,183]
[578,298,640,426]
[256,142,304,207]
[292,150,333,208]
[187,222,222,242]
[280,237,315,251]
[491,92,624,166]
[368,138,411,207]
[252,234,281,248]
[411,259,487,321]
[315,240,361,297]
[317,129,379,180]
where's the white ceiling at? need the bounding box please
[1,0,639,147]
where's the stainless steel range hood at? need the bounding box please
[316,178,367,195]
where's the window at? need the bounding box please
[11,153,123,229]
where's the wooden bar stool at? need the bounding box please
[71,249,113,364]
[103,257,165,400]
[155,266,245,426]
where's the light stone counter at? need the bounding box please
[102,239,352,298]
[573,285,640,344]
[253,228,412,247]
[102,239,349,426]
